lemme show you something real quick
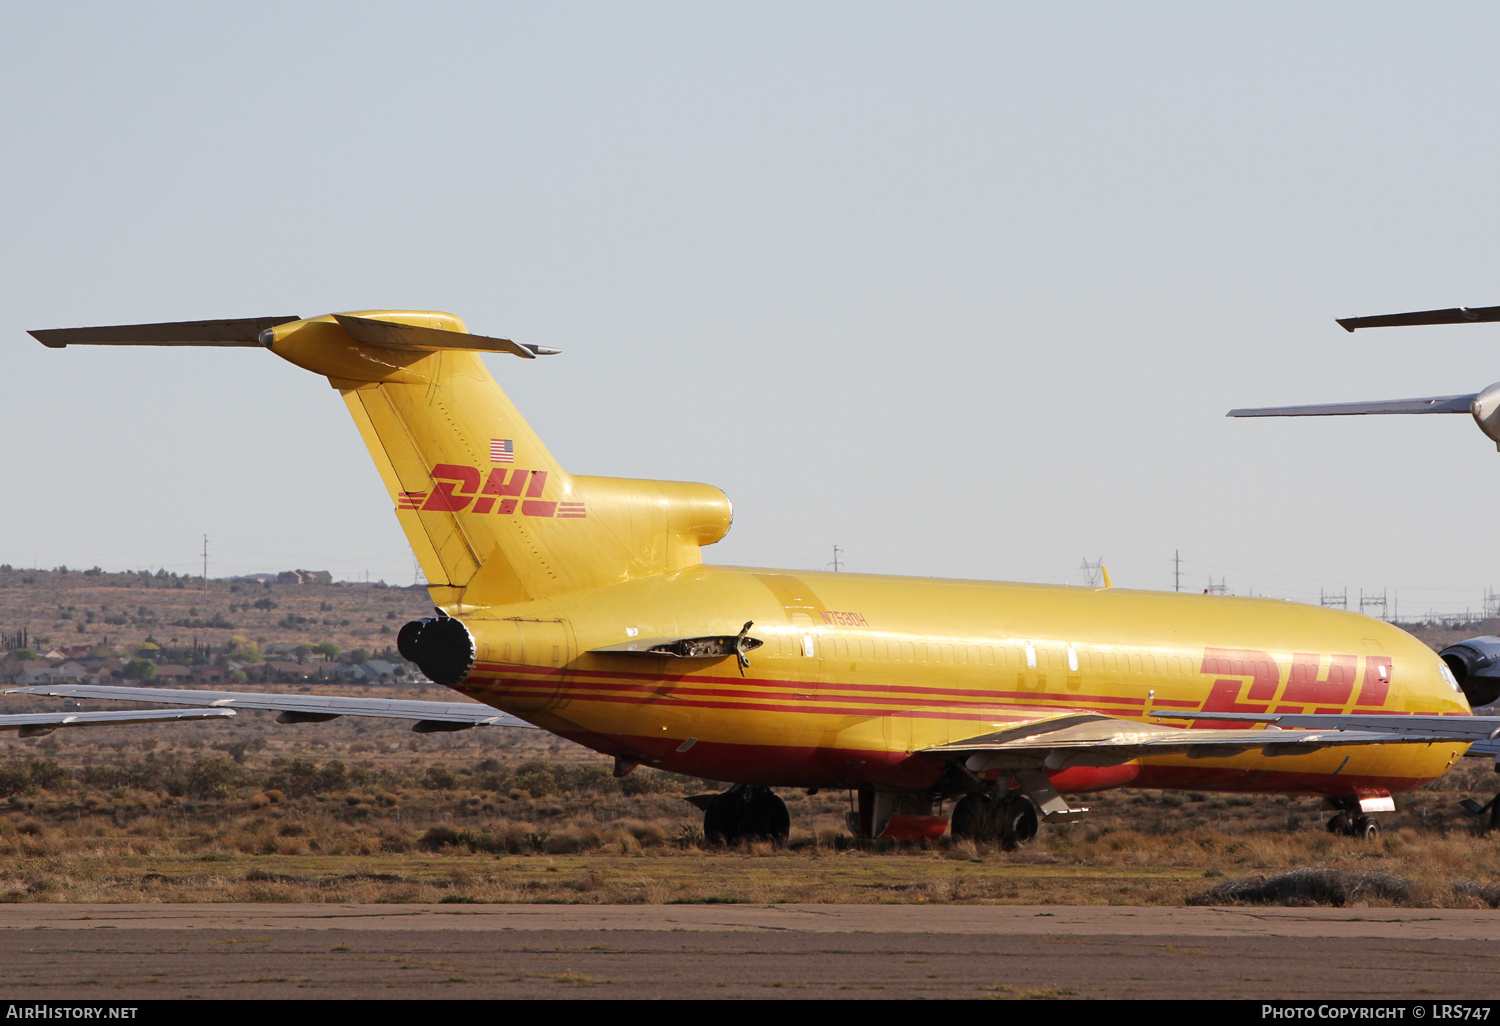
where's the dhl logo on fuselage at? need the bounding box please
[1195,647,1392,720]
[397,465,587,520]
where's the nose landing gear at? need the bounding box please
[1325,809,1381,840]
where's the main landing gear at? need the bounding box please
[950,791,1038,850]
[1325,804,1380,840]
[694,784,791,845]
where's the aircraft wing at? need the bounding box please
[922,712,1458,764]
[1155,711,1500,743]
[1467,736,1500,757]
[0,707,235,737]
[1336,305,1500,331]
[1227,395,1477,418]
[919,711,1456,821]
[7,685,535,734]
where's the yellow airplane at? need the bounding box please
[24,310,1500,846]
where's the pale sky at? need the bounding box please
[5,2,1500,616]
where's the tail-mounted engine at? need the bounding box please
[397,616,477,686]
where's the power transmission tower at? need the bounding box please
[1205,576,1228,595]
[201,534,208,597]
[1174,550,1181,593]
[829,546,843,572]
[1320,589,1347,610]
[1081,557,1104,588]
[1359,589,1388,620]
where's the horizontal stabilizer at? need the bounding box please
[1337,305,1500,332]
[29,316,300,348]
[1227,394,1477,417]
[7,685,535,730]
[332,315,555,360]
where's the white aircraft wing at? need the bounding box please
[921,711,1467,821]
[1227,394,1478,418]
[0,707,236,737]
[1154,710,1500,743]
[7,685,535,734]
[923,712,1464,762]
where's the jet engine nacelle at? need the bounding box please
[1470,382,1500,450]
[397,616,476,686]
[1439,635,1500,708]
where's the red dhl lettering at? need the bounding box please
[405,467,584,519]
[1194,646,1391,721]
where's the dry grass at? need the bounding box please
[0,758,1494,906]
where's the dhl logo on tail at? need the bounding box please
[402,465,588,519]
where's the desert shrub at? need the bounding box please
[419,825,462,850]
[512,762,555,798]
[263,758,348,798]
[164,756,245,800]
[0,760,71,798]
[422,765,458,790]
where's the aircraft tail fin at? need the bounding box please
[31,310,731,612]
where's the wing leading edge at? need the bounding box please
[7,685,537,734]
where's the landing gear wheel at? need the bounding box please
[702,785,790,845]
[950,792,1037,849]
[950,794,996,842]
[997,794,1038,849]
[740,787,791,842]
[1354,816,1379,841]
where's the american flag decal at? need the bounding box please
[489,439,515,463]
[397,491,427,510]
[556,501,587,519]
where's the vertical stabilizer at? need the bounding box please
[263,312,731,611]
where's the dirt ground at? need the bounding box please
[1,905,1497,999]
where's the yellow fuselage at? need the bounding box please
[453,566,1469,797]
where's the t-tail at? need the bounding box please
[29,311,733,612]
[1226,301,1500,451]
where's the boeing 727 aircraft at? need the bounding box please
[20,310,1500,845]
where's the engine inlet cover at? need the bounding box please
[397,617,476,686]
